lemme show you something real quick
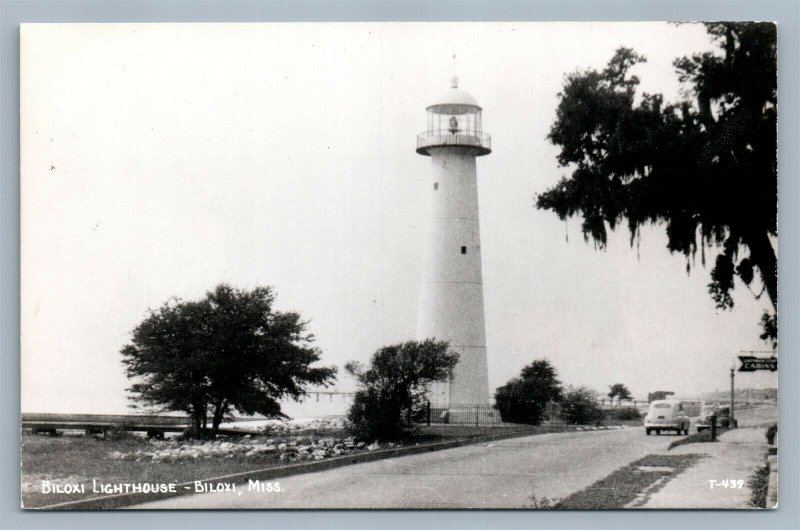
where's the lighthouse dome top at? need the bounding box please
[426,76,482,113]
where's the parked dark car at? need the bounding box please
[716,406,738,428]
[695,404,719,433]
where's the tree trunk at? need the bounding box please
[191,403,206,438]
[211,399,226,438]
[745,229,777,309]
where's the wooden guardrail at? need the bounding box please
[21,413,245,438]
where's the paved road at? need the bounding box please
[134,426,681,509]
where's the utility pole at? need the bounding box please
[729,358,736,429]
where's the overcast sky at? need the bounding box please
[21,22,777,414]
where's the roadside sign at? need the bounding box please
[737,356,777,372]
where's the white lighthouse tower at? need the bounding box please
[416,76,491,407]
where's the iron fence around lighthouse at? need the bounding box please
[415,402,503,426]
[413,400,571,427]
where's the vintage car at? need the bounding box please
[644,399,690,435]
[696,404,738,431]
[695,404,719,432]
[716,405,738,428]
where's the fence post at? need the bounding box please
[426,401,431,426]
[710,414,717,441]
[475,407,479,427]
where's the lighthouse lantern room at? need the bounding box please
[416,76,491,157]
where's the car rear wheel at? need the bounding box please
[655,429,661,435]
[645,428,652,435]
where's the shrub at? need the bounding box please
[494,382,546,425]
[748,463,770,508]
[766,423,777,445]
[605,406,642,421]
[561,386,603,425]
[345,340,458,442]
[347,388,404,441]
[494,359,562,425]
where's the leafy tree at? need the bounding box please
[121,284,337,437]
[345,339,459,441]
[494,359,563,425]
[561,386,604,425]
[537,23,777,345]
[608,383,633,406]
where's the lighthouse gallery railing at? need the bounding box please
[417,130,491,152]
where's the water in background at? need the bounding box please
[277,391,355,418]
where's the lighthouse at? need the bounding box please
[416,76,491,407]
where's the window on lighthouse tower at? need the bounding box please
[461,246,467,254]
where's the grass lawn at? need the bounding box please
[21,433,294,508]
[21,423,555,508]
[555,454,704,509]
[667,428,733,451]
[412,423,560,441]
